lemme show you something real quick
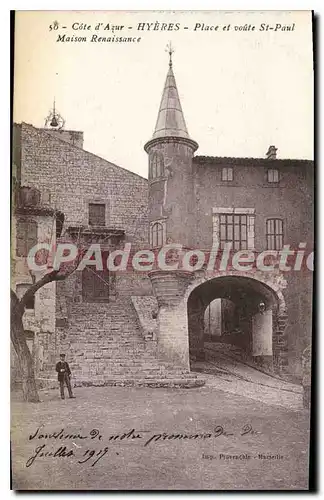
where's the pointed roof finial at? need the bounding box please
[144,45,198,151]
[165,41,174,68]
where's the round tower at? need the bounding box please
[144,47,199,370]
[144,47,198,251]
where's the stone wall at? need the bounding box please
[12,213,57,334]
[11,212,58,384]
[193,157,314,251]
[42,128,84,149]
[18,122,149,248]
[131,296,158,340]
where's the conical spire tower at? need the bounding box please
[152,64,190,140]
[145,43,198,151]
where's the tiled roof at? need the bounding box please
[193,156,313,167]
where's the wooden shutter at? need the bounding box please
[89,204,105,226]
[82,267,109,302]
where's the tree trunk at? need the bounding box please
[11,291,40,403]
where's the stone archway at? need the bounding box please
[149,268,288,375]
[186,272,288,373]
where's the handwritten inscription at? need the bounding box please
[26,445,74,468]
[25,424,259,468]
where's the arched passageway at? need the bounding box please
[187,276,281,372]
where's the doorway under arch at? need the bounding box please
[187,275,283,372]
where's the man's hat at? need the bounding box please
[60,353,66,357]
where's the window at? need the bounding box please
[266,219,283,250]
[82,267,110,302]
[151,154,158,179]
[220,214,248,250]
[16,220,37,257]
[267,169,279,183]
[222,167,233,182]
[150,221,164,247]
[150,153,164,179]
[213,207,255,251]
[89,203,105,226]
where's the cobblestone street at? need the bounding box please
[11,381,310,490]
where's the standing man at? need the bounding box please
[56,353,75,399]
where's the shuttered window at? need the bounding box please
[221,167,233,181]
[266,219,284,250]
[16,220,37,257]
[89,203,105,226]
[267,169,279,183]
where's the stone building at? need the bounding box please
[11,56,313,388]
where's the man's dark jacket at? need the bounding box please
[56,361,71,382]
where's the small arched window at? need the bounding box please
[156,155,164,177]
[150,221,164,247]
[266,218,284,250]
[150,153,164,179]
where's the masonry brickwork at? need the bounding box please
[11,209,58,387]
[18,123,149,247]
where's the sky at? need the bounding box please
[13,10,314,178]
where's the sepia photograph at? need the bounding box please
[10,9,314,490]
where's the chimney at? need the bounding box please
[266,145,278,159]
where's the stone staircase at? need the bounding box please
[41,298,204,388]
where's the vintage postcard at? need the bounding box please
[11,10,314,490]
